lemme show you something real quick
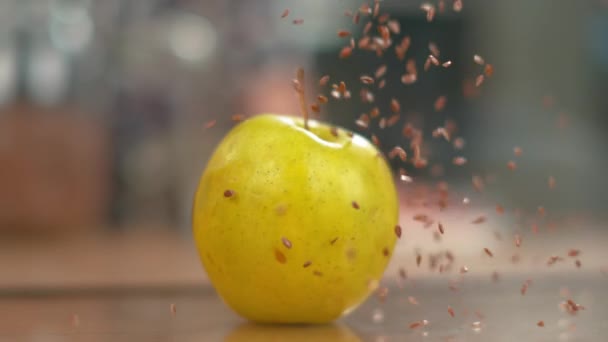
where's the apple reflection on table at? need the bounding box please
[224,322,361,342]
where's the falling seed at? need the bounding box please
[438,223,445,234]
[471,216,486,224]
[319,75,330,86]
[371,134,380,147]
[568,249,580,257]
[475,74,485,87]
[281,237,292,249]
[369,107,380,118]
[170,304,177,316]
[310,103,320,113]
[429,42,440,57]
[453,0,463,12]
[484,64,494,77]
[337,29,351,38]
[204,120,217,129]
[339,46,353,59]
[317,95,328,104]
[575,260,582,268]
[375,65,387,79]
[382,247,390,257]
[388,146,407,161]
[472,175,485,192]
[408,296,419,305]
[330,237,338,245]
[484,248,494,257]
[313,270,323,276]
[492,271,500,282]
[515,234,522,247]
[360,75,375,84]
[71,314,80,328]
[548,176,556,189]
[231,114,246,122]
[303,261,312,268]
[452,156,467,166]
[395,225,402,238]
[513,146,523,156]
[409,320,428,329]
[378,79,386,89]
[223,189,235,198]
[387,20,400,34]
[416,254,422,267]
[460,266,469,273]
[292,19,304,25]
[401,74,417,84]
[434,96,447,112]
[496,205,504,214]
[537,321,545,327]
[390,98,400,113]
[442,60,452,68]
[507,160,517,170]
[280,9,289,18]
[448,306,455,317]
[473,54,485,65]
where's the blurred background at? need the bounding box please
[0,0,607,339]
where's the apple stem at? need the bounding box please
[295,67,309,130]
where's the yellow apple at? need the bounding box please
[192,114,399,323]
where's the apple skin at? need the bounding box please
[192,114,398,323]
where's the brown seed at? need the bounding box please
[471,216,486,224]
[460,265,469,273]
[472,175,485,192]
[378,25,390,42]
[317,95,328,104]
[337,29,351,38]
[310,103,320,113]
[548,176,556,189]
[416,254,422,267]
[355,119,369,130]
[484,64,494,77]
[496,205,504,214]
[575,260,582,268]
[319,75,330,86]
[388,146,407,161]
[438,222,445,234]
[507,160,517,170]
[339,46,353,59]
[484,248,494,257]
[442,60,452,68]
[453,0,463,12]
[353,12,360,24]
[369,107,380,118]
[375,65,387,79]
[330,237,338,245]
[360,75,375,84]
[313,270,323,276]
[71,314,80,327]
[387,20,400,34]
[429,42,440,57]
[385,114,399,127]
[231,114,246,122]
[170,304,176,316]
[204,120,217,129]
[352,201,360,209]
[390,98,400,113]
[223,189,235,198]
[401,74,417,84]
[514,234,522,247]
[452,156,467,166]
[434,96,447,111]
[382,247,390,257]
[371,134,380,147]
[568,249,580,257]
[473,54,485,65]
[537,321,544,327]
[448,306,455,317]
[395,225,402,238]
[281,237,292,249]
[280,9,289,18]
[303,261,312,268]
[475,74,485,87]
[408,296,419,305]
[453,137,465,150]
[513,146,523,156]
[292,19,304,25]
[378,79,386,89]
